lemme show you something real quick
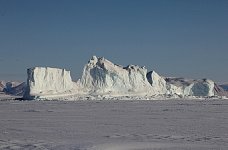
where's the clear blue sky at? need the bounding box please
[0,0,227,82]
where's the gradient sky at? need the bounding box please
[0,0,228,82]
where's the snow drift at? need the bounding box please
[23,67,75,99]
[80,56,154,95]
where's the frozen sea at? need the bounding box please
[0,99,228,150]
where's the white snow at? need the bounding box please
[23,67,76,99]
[0,100,228,149]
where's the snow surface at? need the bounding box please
[0,92,21,100]
[0,99,228,149]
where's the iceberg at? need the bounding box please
[80,56,155,95]
[165,78,215,97]
[23,67,75,99]
[21,56,222,100]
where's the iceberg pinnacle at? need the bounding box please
[80,56,154,95]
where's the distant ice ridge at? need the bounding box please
[23,67,77,99]
[22,56,222,100]
[0,81,26,96]
[166,78,215,97]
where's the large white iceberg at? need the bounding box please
[21,56,220,100]
[23,67,75,99]
[80,56,155,95]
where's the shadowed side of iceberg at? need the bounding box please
[165,78,215,97]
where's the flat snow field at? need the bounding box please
[0,99,228,150]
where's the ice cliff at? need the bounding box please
[146,71,167,94]
[80,56,155,95]
[0,81,26,96]
[23,67,75,99]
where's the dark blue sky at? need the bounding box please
[0,0,228,82]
